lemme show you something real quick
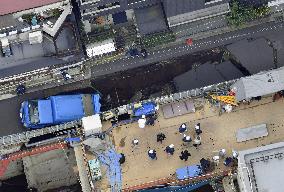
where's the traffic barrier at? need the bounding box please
[0,120,81,148]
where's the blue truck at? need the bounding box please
[20,94,101,129]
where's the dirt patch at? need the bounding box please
[119,136,127,148]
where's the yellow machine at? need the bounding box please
[211,95,238,106]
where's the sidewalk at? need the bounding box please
[149,14,277,52]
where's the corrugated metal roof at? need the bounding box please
[231,66,284,102]
[0,0,63,16]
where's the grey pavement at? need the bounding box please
[172,15,228,39]
[0,57,65,78]
[90,21,284,78]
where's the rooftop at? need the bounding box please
[162,0,229,18]
[134,4,168,35]
[98,95,284,190]
[238,142,284,192]
[0,0,63,16]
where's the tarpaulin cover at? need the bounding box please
[176,164,202,180]
[50,94,85,123]
[38,100,53,124]
[133,102,156,117]
[92,94,101,114]
[98,148,122,191]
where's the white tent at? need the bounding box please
[231,67,284,102]
[86,38,116,57]
[82,114,102,137]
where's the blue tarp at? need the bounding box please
[176,164,203,180]
[38,100,53,124]
[133,102,156,117]
[92,94,101,114]
[139,180,209,192]
[50,94,85,123]
[98,148,122,192]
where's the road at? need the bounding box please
[91,21,284,77]
[1,20,284,137]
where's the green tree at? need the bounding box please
[227,1,271,28]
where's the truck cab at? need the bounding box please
[20,94,101,129]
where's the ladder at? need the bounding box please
[211,95,238,106]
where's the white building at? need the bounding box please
[238,142,284,192]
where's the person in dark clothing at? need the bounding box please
[157,133,166,143]
[146,117,155,126]
[165,144,175,155]
[200,158,211,172]
[179,150,191,161]
[119,153,125,164]
[224,157,233,166]
[148,149,157,160]
[195,123,202,135]
[179,123,187,134]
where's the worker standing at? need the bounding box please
[195,123,202,135]
[232,149,239,159]
[138,115,146,129]
[157,133,166,143]
[219,149,226,158]
[179,150,191,161]
[132,139,139,148]
[182,134,192,144]
[165,144,175,155]
[179,123,187,134]
[193,136,201,147]
[148,149,157,160]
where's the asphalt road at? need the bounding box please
[91,21,284,77]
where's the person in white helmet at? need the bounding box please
[219,149,226,158]
[182,134,192,144]
[232,149,238,159]
[193,136,201,147]
[132,139,139,148]
[148,149,157,160]
[179,123,187,134]
[138,115,146,129]
[165,144,175,155]
[195,123,202,135]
